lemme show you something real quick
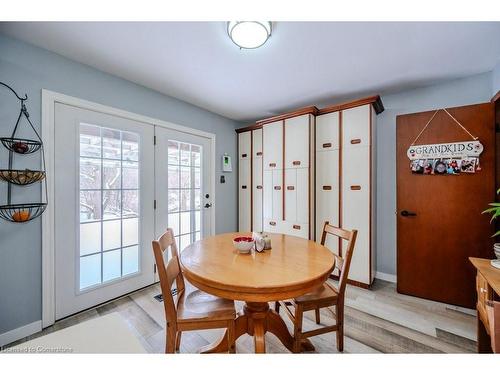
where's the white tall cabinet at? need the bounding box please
[340,104,376,286]
[315,104,376,286]
[237,97,381,288]
[315,111,340,253]
[238,131,251,231]
[262,120,284,233]
[252,129,263,232]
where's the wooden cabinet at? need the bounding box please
[252,129,263,232]
[315,150,339,252]
[342,104,371,148]
[263,120,283,170]
[284,168,309,239]
[340,105,375,286]
[239,130,251,159]
[238,156,251,232]
[315,103,376,287]
[263,169,283,233]
[342,147,371,284]
[316,111,340,151]
[476,272,493,331]
[271,170,283,224]
[237,96,382,288]
[284,169,309,222]
[285,115,310,169]
[253,128,263,158]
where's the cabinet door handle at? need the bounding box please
[241,185,247,189]
[256,152,263,156]
[241,153,248,158]
[350,185,361,190]
[292,160,301,166]
[287,186,295,191]
[269,221,276,226]
[350,139,361,144]
[322,142,332,148]
[322,185,332,191]
[274,186,281,190]
[256,185,263,189]
[293,224,301,230]
[269,163,276,168]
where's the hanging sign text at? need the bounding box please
[407,140,483,160]
[407,140,484,176]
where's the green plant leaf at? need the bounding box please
[492,230,500,237]
[490,211,500,223]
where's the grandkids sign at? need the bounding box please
[407,140,484,176]
[407,140,483,160]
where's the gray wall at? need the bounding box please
[0,34,240,335]
[376,72,493,275]
[493,61,500,96]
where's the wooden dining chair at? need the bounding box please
[152,228,236,353]
[274,221,357,353]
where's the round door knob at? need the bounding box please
[204,203,212,208]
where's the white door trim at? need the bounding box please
[41,89,216,328]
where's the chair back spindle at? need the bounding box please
[320,221,357,296]
[152,228,185,326]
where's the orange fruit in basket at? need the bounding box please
[12,210,30,222]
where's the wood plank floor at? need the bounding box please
[5,279,477,353]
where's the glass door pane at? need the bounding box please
[79,124,140,290]
[166,140,202,251]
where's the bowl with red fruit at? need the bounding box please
[232,236,254,254]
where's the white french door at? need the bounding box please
[154,126,213,253]
[54,103,155,319]
[53,103,213,320]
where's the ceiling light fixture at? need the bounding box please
[227,21,272,49]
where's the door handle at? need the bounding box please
[400,210,417,217]
[204,203,212,208]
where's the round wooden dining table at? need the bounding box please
[180,232,335,353]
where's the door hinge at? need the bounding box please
[154,199,157,210]
[153,135,157,145]
[154,263,157,274]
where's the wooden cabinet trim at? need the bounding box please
[318,95,384,115]
[235,95,384,133]
[257,106,318,126]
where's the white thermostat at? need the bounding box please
[222,153,232,172]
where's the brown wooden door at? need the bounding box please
[397,103,495,308]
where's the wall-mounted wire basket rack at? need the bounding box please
[0,81,48,223]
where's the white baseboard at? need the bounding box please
[375,271,397,283]
[0,320,42,347]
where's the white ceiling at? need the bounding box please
[1,22,499,122]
